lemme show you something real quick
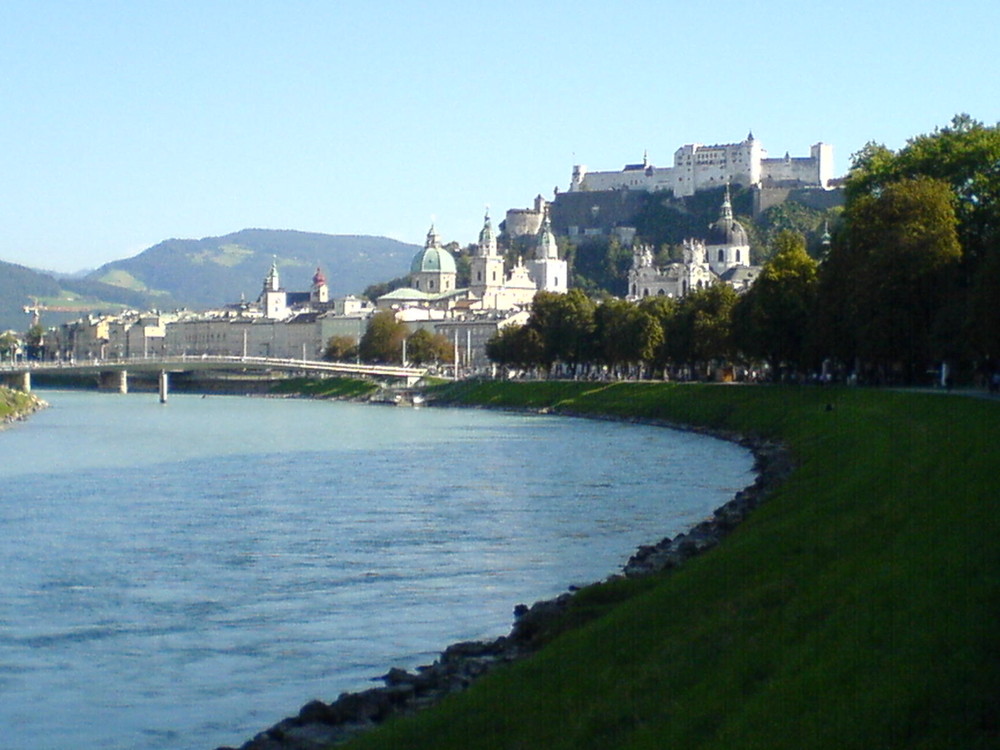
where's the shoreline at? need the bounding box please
[218,398,794,750]
[0,387,47,429]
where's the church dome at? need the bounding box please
[410,245,457,274]
[410,224,457,274]
[706,187,748,246]
[707,216,749,246]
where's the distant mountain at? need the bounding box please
[0,259,163,333]
[85,229,419,309]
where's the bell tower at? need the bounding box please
[469,209,505,306]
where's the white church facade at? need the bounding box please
[377,210,568,314]
[628,188,761,300]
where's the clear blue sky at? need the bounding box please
[1,0,997,273]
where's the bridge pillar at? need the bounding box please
[99,370,128,393]
[4,371,31,392]
[158,370,168,403]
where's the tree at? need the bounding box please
[732,230,818,374]
[323,335,358,362]
[405,328,453,365]
[637,295,679,374]
[0,331,19,361]
[358,311,407,364]
[844,116,1000,362]
[829,176,962,380]
[485,324,545,370]
[665,285,738,373]
[527,290,596,375]
[594,298,663,375]
[25,324,45,361]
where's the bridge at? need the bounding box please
[0,355,430,401]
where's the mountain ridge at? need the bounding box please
[85,228,419,308]
[1,229,420,332]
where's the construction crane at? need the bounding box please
[23,297,43,328]
[23,297,93,327]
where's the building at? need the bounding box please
[377,213,568,315]
[570,133,833,197]
[627,188,761,300]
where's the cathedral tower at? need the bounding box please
[469,209,505,303]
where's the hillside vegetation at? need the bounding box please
[0,259,164,332]
[86,229,419,309]
[335,382,1000,750]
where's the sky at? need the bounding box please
[1,0,998,273]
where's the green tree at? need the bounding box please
[638,295,680,374]
[527,290,597,375]
[829,176,962,380]
[594,298,663,376]
[25,324,45,360]
[732,230,818,375]
[844,115,1000,362]
[358,311,407,364]
[0,331,19,361]
[485,324,545,370]
[323,335,358,362]
[665,285,738,373]
[405,328,453,365]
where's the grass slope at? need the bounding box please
[339,382,1000,750]
[269,377,379,400]
[0,386,40,421]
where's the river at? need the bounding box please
[0,389,753,750]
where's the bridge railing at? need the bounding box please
[0,355,429,379]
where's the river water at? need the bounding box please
[0,389,753,750]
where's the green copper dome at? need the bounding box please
[410,224,457,274]
[410,245,457,274]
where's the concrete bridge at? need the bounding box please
[0,355,430,401]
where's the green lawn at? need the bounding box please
[269,377,379,400]
[337,382,1000,750]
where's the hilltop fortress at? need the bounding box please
[568,132,834,197]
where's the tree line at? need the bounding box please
[487,116,1000,385]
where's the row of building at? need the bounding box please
[42,132,831,371]
[49,209,569,370]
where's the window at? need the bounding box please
[736,249,741,263]
[718,249,725,263]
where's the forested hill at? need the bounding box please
[86,229,420,309]
[0,259,162,333]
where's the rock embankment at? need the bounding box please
[0,390,47,428]
[218,431,793,750]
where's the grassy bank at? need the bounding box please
[269,377,380,400]
[0,385,41,422]
[335,381,999,750]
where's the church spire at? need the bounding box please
[536,212,559,260]
[478,207,498,257]
[426,223,441,249]
[720,184,734,222]
[264,256,280,292]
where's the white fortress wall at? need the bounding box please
[569,137,830,196]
